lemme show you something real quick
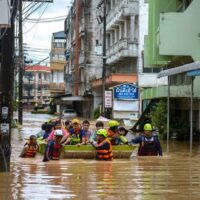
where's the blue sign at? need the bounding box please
[187,69,200,77]
[113,83,138,100]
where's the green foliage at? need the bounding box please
[150,100,167,138]
[93,107,100,119]
[12,100,18,111]
[11,119,18,128]
[170,117,190,140]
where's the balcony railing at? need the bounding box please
[106,38,138,64]
[107,0,139,30]
[49,82,65,92]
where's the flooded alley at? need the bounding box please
[0,113,200,200]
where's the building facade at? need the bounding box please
[143,0,200,132]
[24,65,51,107]
[63,0,164,119]
[50,31,66,95]
[64,0,101,117]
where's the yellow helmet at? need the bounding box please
[108,120,119,128]
[96,129,108,138]
[143,123,152,131]
[72,118,80,124]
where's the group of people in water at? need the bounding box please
[19,117,163,161]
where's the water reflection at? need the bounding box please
[0,113,200,199]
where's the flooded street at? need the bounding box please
[1,113,200,200]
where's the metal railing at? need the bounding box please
[107,0,139,26]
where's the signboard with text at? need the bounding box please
[113,83,138,100]
[105,90,112,108]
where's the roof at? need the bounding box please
[25,65,51,73]
[157,61,200,78]
[53,31,65,39]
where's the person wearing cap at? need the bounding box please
[107,120,120,145]
[62,118,86,145]
[90,129,113,160]
[129,123,162,156]
[43,130,63,162]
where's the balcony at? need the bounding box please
[91,73,138,88]
[50,61,65,70]
[49,82,65,94]
[107,0,139,30]
[106,38,138,64]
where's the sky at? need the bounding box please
[23,0,71,65]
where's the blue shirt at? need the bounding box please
[69,128,86,139]
[131,135,162,156]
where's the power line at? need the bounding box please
[23,3,49,34]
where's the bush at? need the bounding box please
[150,100,167,139]
[93,107,100,119]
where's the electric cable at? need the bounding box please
[23,3,49,34]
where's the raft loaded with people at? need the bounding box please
[35,118,138,160]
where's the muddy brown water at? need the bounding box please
[1,113,200,200]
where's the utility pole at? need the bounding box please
[0,0,18,172]
[102,0,107,116]
[18,0,23,124]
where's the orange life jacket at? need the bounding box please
[97,139,113,160]
[25,143,37,157]
[107,130,118,145]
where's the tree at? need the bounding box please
[150,100,167,138]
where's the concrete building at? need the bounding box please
[143,0,200,133]
[24,65,51,107]
[50,31,66,96]
[91,0,164,119]
[64,0,101,117]
[63,0,163,119]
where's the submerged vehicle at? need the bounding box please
[37,138,138,159]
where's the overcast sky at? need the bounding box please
[23,0,71,64]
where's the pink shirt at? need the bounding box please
[47,128,69,141]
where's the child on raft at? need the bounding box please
[19,135,38,158]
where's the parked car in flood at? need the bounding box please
[62,108,77,119]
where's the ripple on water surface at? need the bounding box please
[1,113,200,200]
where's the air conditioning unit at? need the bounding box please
[0,0,10,27]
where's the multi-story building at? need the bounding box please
[50,31,66,95]
[143,0,200,132]
[91,0,164,118]
[64,0,163,118]
[24,65,51,107]
[64,0,102,117]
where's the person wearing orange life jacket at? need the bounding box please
[43,130,63,162]
[90,129,113,161]
[107,120,120,145]
[19,135,38,158]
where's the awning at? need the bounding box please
[61,96,88,101]
[157,61,200,78]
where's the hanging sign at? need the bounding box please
[105,90,112,108]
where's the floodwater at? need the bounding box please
[1,113,200,200]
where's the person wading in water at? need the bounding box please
[129,123,162,156]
